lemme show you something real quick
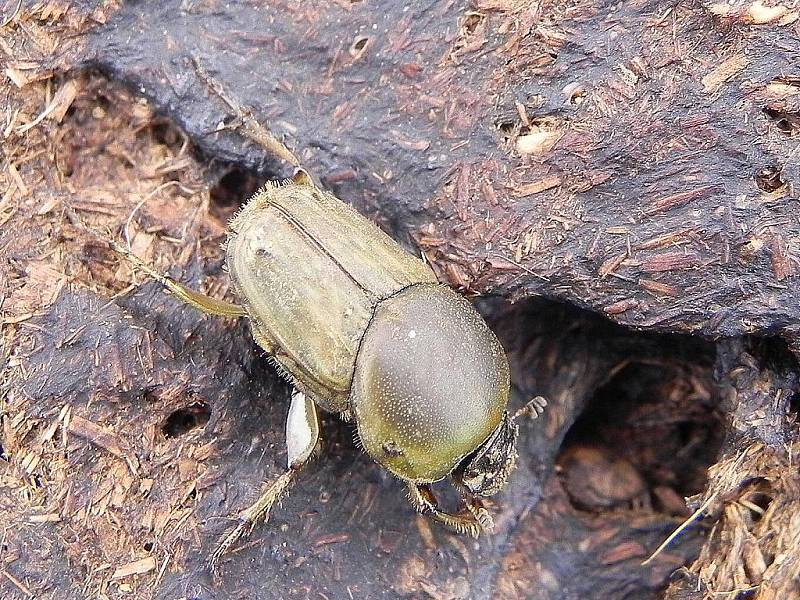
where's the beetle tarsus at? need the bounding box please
[406,483,487,538]
[466,497,495,532]
[208,469,296,572]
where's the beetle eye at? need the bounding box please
[458,413,519,497]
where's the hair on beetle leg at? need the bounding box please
[406,482,488,538]
[266,355,297,386]
[352,430,366,453]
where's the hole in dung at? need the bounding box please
[462,13,484,35]
[556,361,724,516]
[146,118,184,152]
[763,106,800,135]
[209,167,265,220]
[350,36,370,56]
[754,165,786,192]
[162,402,211,438]
[790,391,800,416]
[497,120,516,138]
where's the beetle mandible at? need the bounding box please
[110,169,546,566]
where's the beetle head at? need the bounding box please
[456,412,518,497]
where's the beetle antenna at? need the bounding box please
[512,395,547,421]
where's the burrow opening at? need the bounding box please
[556,360,724,516]
[209,166,268,222]
[764,106,800,136]
[162,401,212,438]
[754,165,787,192]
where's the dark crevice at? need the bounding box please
[791,391,800,416]
[144,118,185,153]
[764,106,800,136]
[754,165,787,192]
[556,361,724,516]
[162,401,211,438]
[209,166,267,221]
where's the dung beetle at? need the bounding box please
[109,169,545,566]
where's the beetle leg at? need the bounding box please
[512,395,547,421]
[105,235,248,317]
[464,494,495,532]
[208,390,320,571]
[406,483,486,538]
[285,390,321,468]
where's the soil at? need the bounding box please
[2,1,800,599]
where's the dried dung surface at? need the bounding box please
[76,0,800,347]
[1,2,800,600]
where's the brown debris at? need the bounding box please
[769,234,793,281]
[603,298,639,314]
[701,55,750,94]
[511,175,562,197]
[598,253,627,278]
[665,339,800,600]
[0,70,223,597]
[639,278,681,297]
[643,186,722,216]
[558,445,647,510]
[640,252,702,273]
[67,414,140,474]
[111,556,157,580]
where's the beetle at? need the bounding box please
[108,169,545,566]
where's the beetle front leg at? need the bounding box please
[208,389,320,570]
[406,483,492,538]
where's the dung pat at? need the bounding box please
[107,169,546,566]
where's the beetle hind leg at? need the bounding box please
[406,483,492,538]
[208,390,320,571]
[208,469,296,570]
[104,235,247,317]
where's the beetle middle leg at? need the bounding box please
[406,483,493,538]
[208,389,320,570]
